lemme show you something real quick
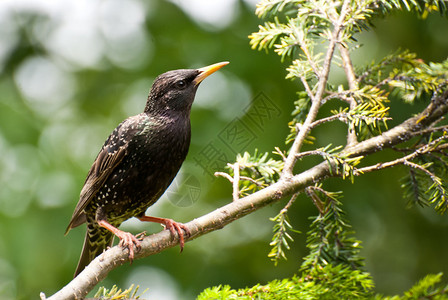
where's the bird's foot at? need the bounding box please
[98,219,142,263]
[162,219,191,252]
[138,216,190,251]
[116,230,142,263]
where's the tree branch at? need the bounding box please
[354,136,448,175]
[232,163,240,201]
[338,44,359,146]
[282,0,351,177]
[42,88,448,300]
[310,113,347,128]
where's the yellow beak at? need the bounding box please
[194,61,229,85]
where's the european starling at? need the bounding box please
[66,62,229,277]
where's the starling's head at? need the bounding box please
[145,62,229,114]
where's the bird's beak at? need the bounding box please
[194,61,229,86]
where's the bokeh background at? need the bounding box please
[0,0,447,299]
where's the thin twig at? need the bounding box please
[338,44,359,146]
[403,160,437,178]
[274,147,287,162]
[339,46,358,90]
[323,90,357,104]
[215,171,234,182]
[232,163,240,201]
[310,113,347,128]
[280,192,299,214]
[305,186,326,214]
[409,125,448,137]
[354,136,448,175]
[282,0,351,178]
[240,176,264,186]
[296,27,321,78]
[216,170,264,190]
[300,76,316,101]
[295,149,328,160]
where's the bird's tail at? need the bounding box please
[74,224,114,277]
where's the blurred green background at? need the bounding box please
[0,0,447,299]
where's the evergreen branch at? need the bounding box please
[325,104,391,135]
[249,19,292,51]
[354,135,448,175]
[357,50,423,85]
[286,57,320,82]
[199,265,375,299]
[198,269,448,299]
[404,161,448,213]
[358,51,448,104]
[215,168,268,203]
[295,146,339,161]
[282,0,351,177]
[300,75,316,101]
[374,0,448,17]
[298,42,321,78]
[305,185,331,214]
[289,92,312,128]
[92,284,147,300]
[406,167,424,208]
[216,151,284,198]
[295,144,363,182]
[274,146,288,161]
[347,103,391,139]
[310,113,348,127]
[268,193,300,265]
[353,135,448,212]
[255,0,303,18]
[411,125,448,137]
[302,186,364,271]
[42,88,448,300]
[402,273,448,299]
[339,45,359,146]
[403,160,436,179]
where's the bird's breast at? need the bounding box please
[104,116,191,218]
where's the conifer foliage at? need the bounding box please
[199,0,448,298]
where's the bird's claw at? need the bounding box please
[117,231,142,263]
[162,219,191,252]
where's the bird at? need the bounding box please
[65,61,229,277]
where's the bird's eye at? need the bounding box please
[175,80,187,89]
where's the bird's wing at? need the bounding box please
[65,118,142,234]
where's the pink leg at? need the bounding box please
[138,216,190,251]
[98,220,142,262]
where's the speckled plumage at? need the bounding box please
[66,62,228,277]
